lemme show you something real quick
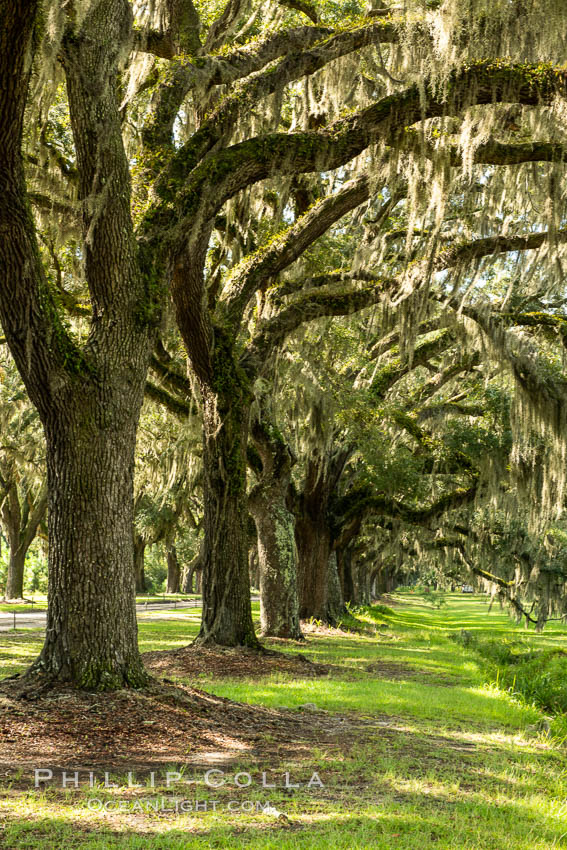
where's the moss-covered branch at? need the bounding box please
[141,24,335,150]
[278,0,319,21]
[452,301,567,441]
[144,381,191,417]
[370,329,455,399]
[146,61,567,254]
[334,481,478,528]
[220,175,378,327]
[435,228,567,271]
[242,278,397,374]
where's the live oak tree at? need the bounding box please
[318,302,567,627]
[0,479,47,602]
[3,0,567,687]
[262,210,567,627]
[1,0,155,688]
[267,314,480,621]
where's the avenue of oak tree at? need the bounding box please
[1,0,567,688]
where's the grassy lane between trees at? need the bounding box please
[0,594,566,849]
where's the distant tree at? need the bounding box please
[0,353,46,600]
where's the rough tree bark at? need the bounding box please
[194,372,258,646]
[37,406,146,687]
[249,413,302,640]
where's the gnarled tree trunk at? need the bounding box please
[294,445,351,621]
[35,403,147,688]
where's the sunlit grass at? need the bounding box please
[1,593,567,848]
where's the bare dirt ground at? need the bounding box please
[143,644,332,680]
[0,647,379,786]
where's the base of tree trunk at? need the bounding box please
[261,628,305,641]
[27,654,149,691]
[192,630,260,649]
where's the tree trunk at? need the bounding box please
[0,0,153,689]
[31,410,147,689]
[250,489,302,639]
[196,383,258,646]
[249,412,302,640]
[296,512,332,620]
[181,567,194,593]
[340,547,355,605]
[134,535,146,594]
[356,559,371,605]
[326,551,345,623]
[370,567,379,598]
[294,444,351,622]
[5,547,26,600]
[373,559,398,596]
[248,542,259,590]
[167,545,180,593]
[181,543,204,593]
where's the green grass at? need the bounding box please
[1,593,567,848]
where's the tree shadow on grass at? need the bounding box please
[1,793,563,850]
